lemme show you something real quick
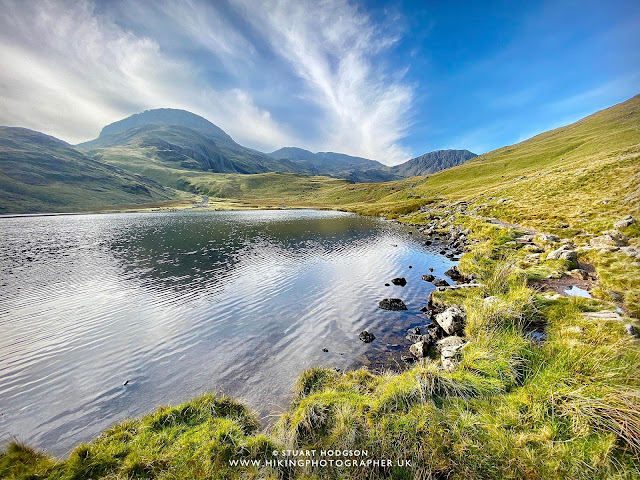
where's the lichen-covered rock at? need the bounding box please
[590,230,628,247]
[614,215,636,229]
[546,246,579,269]
[436,335,466,356]
[434,306,466,335]
[378,298,407,311]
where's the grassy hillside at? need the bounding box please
[0,127,177,214]
[78,108,305,176]
[2,97,639,479]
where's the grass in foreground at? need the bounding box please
[3,214,639,479]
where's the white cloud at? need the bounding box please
[234,0,413,164]
[0,0,296,150]
[0,0,413,162]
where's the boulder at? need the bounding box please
[620,246,640,258]
[569,269,590,280]
[378,298,407,311]
[432,278,450,287]
[625,324,639,338]
[359,330,376,343]
[614,215,636,229]
[421,274,436,282]
[444,265,463,281]
[434,306,466,335]
[391,277,407,286]
[410,340,432,358]
[590,230,628,248]
[546,246,579,269]
[436,335,466,357]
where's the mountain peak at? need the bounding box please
[99,108,233,143]
[391,149,477,177]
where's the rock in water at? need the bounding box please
[421,274,435,282]
[359,330,376,343]
[432,278,450,287]
[391,277,407,286]
[434,306,466,335]
[378,298,408,311]
[444,265,463,281]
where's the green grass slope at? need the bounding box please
[0,127,175,213]
[2,97,640,479]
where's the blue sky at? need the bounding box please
[0,0,638,165]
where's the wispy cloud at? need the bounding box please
[0,0,414,163]
[234,0,413,164]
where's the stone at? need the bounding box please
[432,278,450,287]
[483,295,499,305]
[444,265,463,281]
[566,326,584,334]
[583,310,624,322]
[524,253,541,264]
[620,246,640,258]
[378,298,408,310]
[614,215,636,229]
[524,244,544,253]
[569,269,590,280]
[400,355,416,363]
[322,348,329,352]
[391,277,407,286]
[359,330,376,343]
[546,246,579,269]
[436,335,466,357]
[607,291,624,302]
[536,233,560,244]
[410,340,432,358]
[590,230,628,248]
[624,324,639,338]
[434,306,466,335]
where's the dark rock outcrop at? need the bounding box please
[359,330,376,343]
[378,298,408,311]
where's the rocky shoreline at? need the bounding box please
[357,209,639,371]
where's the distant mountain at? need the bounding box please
[0,127,173,213]
[391,150,477,178]
[78,109,475,188]
[269,147,399,182]
[78,109,302,176]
